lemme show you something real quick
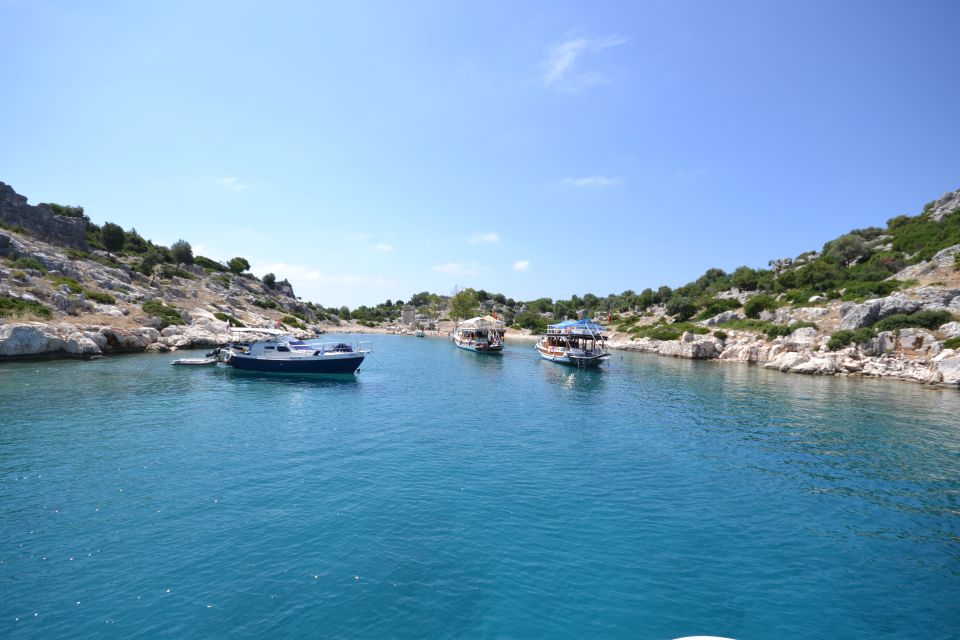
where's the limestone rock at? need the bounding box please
[939,322,960,339]
[927,189,960,222]
[0,323,65,357]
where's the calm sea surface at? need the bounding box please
[1,334,958,639]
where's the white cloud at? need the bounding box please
[374,243,393,252]
[433,262,484,276]
[215,176,252,192]
[468,232,501,244]
[560,176,622,188]
[512,260,530,272]
[543,35,628,91]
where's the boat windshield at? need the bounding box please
[287,339,313,351]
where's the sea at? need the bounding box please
[1,334,958,639]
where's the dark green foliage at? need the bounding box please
[338,306,351,319]
[214,312,245,327]
[253,298,278,310]
[713,330,728,340]
[281,315,306,329]
[158,264,195,280]
[695,297,741,320]
[142,300,184,326]
[262,273,276,289]
[840,280,901,301]
[100,222,125,255]
[890,205,960,262]
[124,229,148,254]
[195,256,228,272]
[795,259,843,289]
[743,294,777,318]
[944,337,960,350]
[170,240,194,265]
[43,203,87,219]
[0,294,52,319]
[665,296,697,321]
[827,328,877,351]
[782,288,825,305]
[873,310,954,332]
[10,256,48,273]
[48,275,82,293]
[632,322,709,341]
[227,257,250,274]
[955,253,960,271]
[823,233,869,266]
[764,321,818,339]
[731,266,760,291]
[719,318,817,341]
[136,249,163,276]
[513,311,548,334]
[86,290,116,305]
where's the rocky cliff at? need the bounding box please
[0,182,88,248]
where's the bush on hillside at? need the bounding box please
[873,310,954,332]
[142,300,184,327]
[743,294,777,318]
[0,295,52,319]
[827,328,877,351]
[86,290,116,305]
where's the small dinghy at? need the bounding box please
[171,357,218,366]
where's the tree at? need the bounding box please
[731,266,759,291]
[744,294,778,319]
[101,222,125,257]
[138,248,162,276]
[227,257,250,274]
[170,239,194,265]
[824,233,868,266]
[450,289,478,320]
[339,306,351,320]
[665,296,697,321]
[262,273,276,289]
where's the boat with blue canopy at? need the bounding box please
[535,318,610,367]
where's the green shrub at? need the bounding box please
[158,264,195,280]
[633,322,709,341]
[743,294,778,318]
[874,310,954,332]
[195,256,228,272]
[827,328,877,351]
[695,297,741,320]
[0,295,53,319]
[513,311,548,334]
[48,275,83,293]
[86,290,116,305]
[66,249,90,261]
[713,330,728,340]
[11,269,27,279]
[890,205,960,262]
[10,256,47,273]
[944,337,960,350]
[954,253,960,271]
[840,280,901,301]
[764,321,818,339]
[142,300,184,326]
[665,296,697,321]
[214,312,245,327]
[281,315,306,329]
[253,298,278,310]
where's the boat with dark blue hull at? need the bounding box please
[220,329,372,375]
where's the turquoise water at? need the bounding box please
[1,334,959,639]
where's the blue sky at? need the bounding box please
[2,1,958,308]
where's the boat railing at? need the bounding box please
[308,339,373,355]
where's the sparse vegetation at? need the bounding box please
[86,290,116,305]
[10,256,47,273]
[827,328,877,351]
[214,312,245,327]
[195,256,228,272]
[281,315,306,329]
[944,337,960,350]
[48,275,83,293]
[0,294,52,319]
[142,300,184,326]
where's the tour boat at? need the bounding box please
[220,328,372,375]
[450,315,505,353]
[535,318,610,367]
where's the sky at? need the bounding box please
[1,0,958,308]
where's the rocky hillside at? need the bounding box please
[0,182,338,359]
[605,188,960,387]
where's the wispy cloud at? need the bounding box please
[468,232,501,244]
[374,243,393,252]
[543,34,628,92]
[512,260,530,272]
[215,176,252,192]
[433,262,484,276]
[560,176,622,188]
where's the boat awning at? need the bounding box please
[547,318,607,334]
